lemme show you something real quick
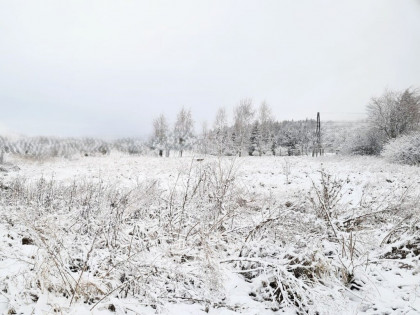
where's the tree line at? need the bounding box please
[1,87,417,161]
[151,99,319,157]
[152,87,420,159]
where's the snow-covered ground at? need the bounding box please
[0,153,419,314]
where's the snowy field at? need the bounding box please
[0,153,419,314]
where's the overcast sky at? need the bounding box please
[1,0,420,138]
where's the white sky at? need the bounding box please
[1,0,420,137]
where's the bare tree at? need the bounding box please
[213,107,229,155]
[367,88,420,141]
[153,114,169,157]
[174,107,194,157]
[200,121,210,155]
[233,98,254,156]
[258,101,275,155]
[258,101,273,127]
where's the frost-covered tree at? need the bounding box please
[367,88,420,142]
[233,99,254,156]
[152,114,169,157]
[174,107,194,157]
[398,88,420,132]
[258,101,275,155]
[249,121,262,156]
[199,121,210,155]
[212,107,230,155]
[297,120,314,155]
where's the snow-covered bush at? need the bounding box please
[309,168,347,221]
[340,127,384,156]
[382,132,420,165]
[232,210,338,314]
[112,138,149,155]
[0,158,248,313]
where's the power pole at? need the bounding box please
[0,142,4,164]
[312,112,323,157]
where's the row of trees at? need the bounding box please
[152,88,420,160]
[2,88,415,162]
[2,88,416,162]
[151,100,318,157]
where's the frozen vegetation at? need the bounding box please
[0,88,419,314]
[0,153,419,314]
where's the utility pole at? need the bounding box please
[312,112,323,157]
[0,142,4,164]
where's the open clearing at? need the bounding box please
[0,154,419,314]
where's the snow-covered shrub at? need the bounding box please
[0,158,248,313]
[237,241,330,312]
[242,247,332,313]
[112,138,149,155]
[382,132,420,165]
[309,168,347,222]
[230,204,349,314]
[340,127,384,156]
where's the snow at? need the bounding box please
[0,153,419,314]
